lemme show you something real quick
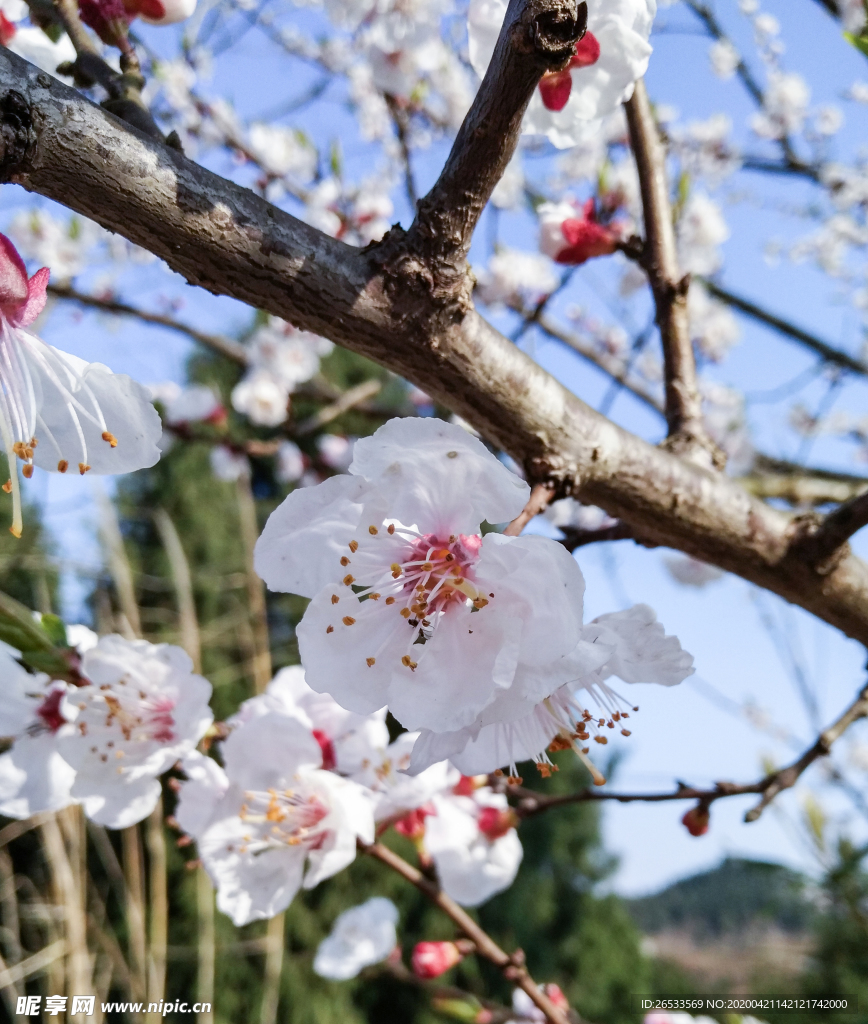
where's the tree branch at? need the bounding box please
[363,841,571,1024]
[702,279,868,379]
[47,284,247,364]
[624,80,719,466]
[7,51,868,647]
[408,0,585,267]
[506,680,868,824]
[504,482,557,536]
[793,491,868,570]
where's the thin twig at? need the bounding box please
[507,680,868,823]
[363,842,570,1024]
[558,522,637,551]
[624,80,718,465]
[48,285,248,365]
[504,483,557,536]
[701,279,868,378]
[385,94,418,210]
[196,869,215,1024]
[295,379,384,435]
[236,474,272,694]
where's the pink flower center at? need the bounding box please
[328,524,494,674]
[238,787,330,852]
[102,690,177,744]
[36,689,66,733]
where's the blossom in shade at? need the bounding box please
[349,729,456,823]
[468,0,655,148]
[255,417,594,742]
[57,636,213,828]
[0,648,76,818]
[175,712,374,926]
[411,941,464,979]
[538,200,622,265]
[314,897,399,980]
[424,785,523,906]
[408,605,693,784]
[0,233,161,537]
[228,665,389,776]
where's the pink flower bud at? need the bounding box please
[452,774,487,797]
[539,199,621,266]
[537,31,600,110]
[539,69,573,112]
[681,804,710,837]
[79,0,130,47]
[412,941,463,979]
[477,806,518,842]
[570,31,601,69]
[394,803,436,841]
[0,233,48,328]
[544,983,570,1009]
[0,12,15,46]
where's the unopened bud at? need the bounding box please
[412,941,464,979]
[681,804,710,837]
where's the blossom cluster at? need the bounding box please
[175,665,525,924]
[0,632,212,828]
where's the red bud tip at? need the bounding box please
[411,941,463,979]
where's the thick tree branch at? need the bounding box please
[7,52,868,647]
[363,841,571,1024]
[624,80,719,466]
[507,680,868,824]
[702,279,868,379]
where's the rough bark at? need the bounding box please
[2,43,868,645]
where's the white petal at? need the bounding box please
[254,474,369,598]
[29,348,162,475]
[0,735,77,818]
[314,897,398,980]
[590,604,695,685]
[476,534,586,667]
[222,712,323,790]
[175,752,229,839]
[76,775,162,829]
[350,418,529,533]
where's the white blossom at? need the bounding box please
[474,249,559,308]
[0,649,76,818]
[0,233,162,537]
[424,785,523,906]
[314,897,398,979]
[468,0,655,148]
[677,192,729,275]
[57,636,213,828]
[254,417,603,745]
[210,445,249,482]
[709,39,739,80]
[176,712,374,925]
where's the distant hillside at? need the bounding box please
[626,857,818,939]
